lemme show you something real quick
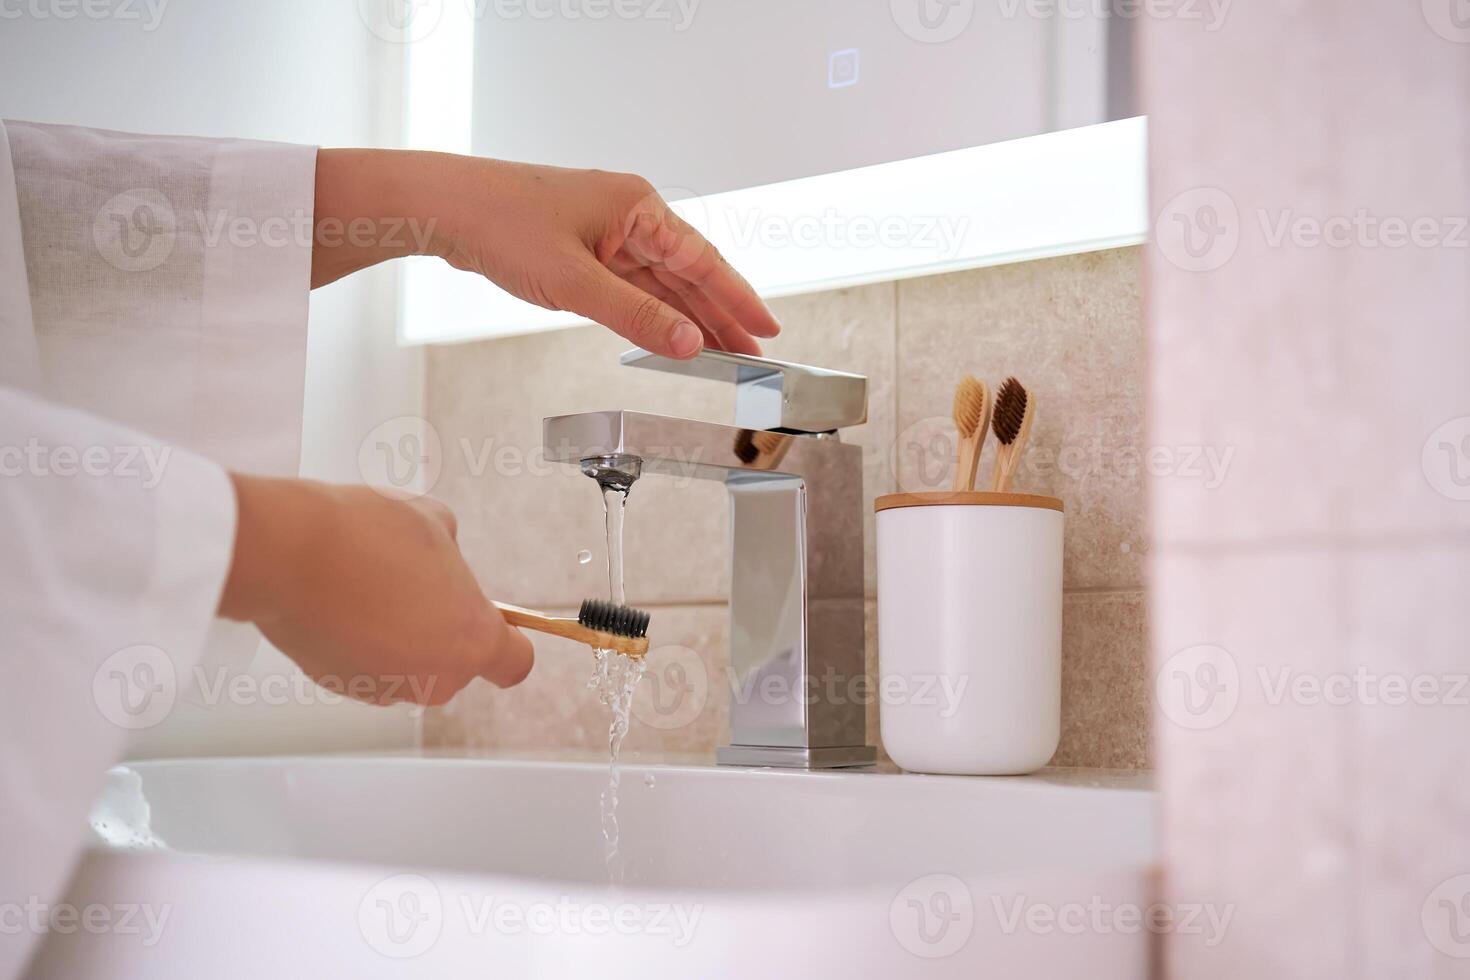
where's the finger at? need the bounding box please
[402,672,470,707]
[315,669,468,707]
[610,240,751,354]
[621,202,780,347]
[622,266,704,336]
[655,212,783,340]
[620,265,735,354]
[408,496,458,540]
[648,265,763,356]
[621,207,698,272]
[610,240,718,347]
[480,614,534,688]
[568,259,704,359]
[606,210,662,272]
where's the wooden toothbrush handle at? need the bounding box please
[990,395,1036,493]
[492,600,567,635]
[989,444,1013,492]
[954,435,981,492]
[491,601,649,657]
[953,398,992,493]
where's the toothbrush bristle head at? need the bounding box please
[991,377,1028,446]
[750,430,788,455]
[578,598,651,639]
[952,375,988,438]
[732,429,758,464]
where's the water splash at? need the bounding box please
[587,644,645,882]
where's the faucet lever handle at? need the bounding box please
[619,348,867,433]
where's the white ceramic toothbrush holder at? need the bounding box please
[875,491,1064,775]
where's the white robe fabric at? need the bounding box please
[0,119,316,979]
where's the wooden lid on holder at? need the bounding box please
[874,491,1064,513]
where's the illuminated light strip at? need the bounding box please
[401,1,473,154]
[400,84,1147,345]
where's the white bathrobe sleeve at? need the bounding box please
[3,119,318,681]
[0,388,236,980]
[0,119,316,978]
[5,119,317,473]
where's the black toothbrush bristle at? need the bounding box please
[578,598,651,639]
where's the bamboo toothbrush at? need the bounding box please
[492,598,651,658]
[732,429,794,471]
[951,375,991,492]
[988,376,1035,492]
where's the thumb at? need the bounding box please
[571,261,705,359]
[480,614,534,689]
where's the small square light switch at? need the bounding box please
[828,48,860,89]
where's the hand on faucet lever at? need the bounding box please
[311,149,784,360]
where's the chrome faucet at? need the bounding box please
[543,348,875,768]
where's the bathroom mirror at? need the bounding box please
[397,0,1148,344]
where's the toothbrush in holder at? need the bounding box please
[951,375,991,492]
[492,598,651,657]
[988,376,1035,493]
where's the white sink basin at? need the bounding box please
[33,753,1154,978]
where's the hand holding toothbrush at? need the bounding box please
[219,476,535,705]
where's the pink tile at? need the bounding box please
[1344,544,1470,977]
[1149,548,1354,979]
[1145,3,1470,548]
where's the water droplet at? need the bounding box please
[576,549,592,565]
[643,773,656,788]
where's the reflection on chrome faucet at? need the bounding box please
[731,429,794,471]
[543,348,875,768]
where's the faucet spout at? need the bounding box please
[543,351,876,770]
[579,453,642,494]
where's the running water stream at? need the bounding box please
[584,476,646,885]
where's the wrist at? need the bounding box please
[312,148,459,285]
[220,474,321,623]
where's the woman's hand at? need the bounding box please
[312,148,782,360]
[219,474,533,705]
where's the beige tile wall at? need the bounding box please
[422,246,1151,769]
